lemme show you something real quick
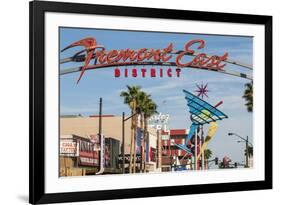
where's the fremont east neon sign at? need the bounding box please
[61,37,228,83]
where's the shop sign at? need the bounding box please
[79,156,99,166]
[60,139,79,157]
[118,154,141,163]
[148,112,170,131]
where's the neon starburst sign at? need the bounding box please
[194,83,209,99]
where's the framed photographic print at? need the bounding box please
[29,0,272,204]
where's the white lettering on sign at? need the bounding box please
[161,135,170,140]
[148,113,170,131]
[79,157,98,165]
[149,113,170,123]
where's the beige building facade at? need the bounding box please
[61,115,158,153]
[60,115,160,175]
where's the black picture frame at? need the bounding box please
[29,0,272,204]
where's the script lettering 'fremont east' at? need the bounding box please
[62,37,228,83]
[176,39,228,69]
[95,43,173,64]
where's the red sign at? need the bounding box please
[62,37,228,83]
[79,156,99,167]
[78,152,99,167]
[78,139,99,167]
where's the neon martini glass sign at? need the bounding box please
[61,37,228,83]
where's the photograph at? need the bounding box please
[59,27,254,176]
[28,1,272,203]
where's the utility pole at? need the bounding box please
[228,133,252,168]
[133,99,137,173]
[96,97,104,175]
[157,130,162,170]
[170,137,172,171]
[143,122,146,173]
[122,112,125,174]
[99,98,102,172]
[129,100,135,174]
[195,128,198,170]
[246,136,249,168]
[201,125,204,170]
[140,112,144,173]
[99,98,102,140]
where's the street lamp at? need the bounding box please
[228,132,252,168]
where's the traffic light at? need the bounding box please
[215,157,218,165]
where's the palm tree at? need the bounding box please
[242,82,253,112]
[244,146,253,167]
[204,149,212,160]
[204,149,212,169]
[120,86,158,173]
[120,85,141,173]
[135,91,151,172]
[134,91,158,173]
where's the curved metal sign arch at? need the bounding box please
[60,37,253,82]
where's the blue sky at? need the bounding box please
[60,27,253,165]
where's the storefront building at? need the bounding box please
[60,115,159,175]
[60,134,100,176]
[161,129,192,171]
